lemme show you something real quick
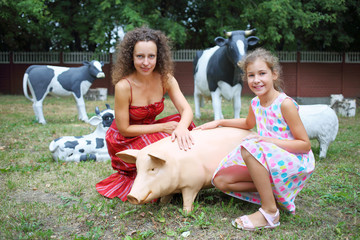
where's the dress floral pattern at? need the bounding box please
[212,93,315,214]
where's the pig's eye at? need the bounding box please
[148,167,158,174]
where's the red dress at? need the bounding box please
[96,81,195,201]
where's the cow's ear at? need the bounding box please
[88,116,102,126]
[148,152,166,165]
[247,36,259,46]
[214,37,228,47]
[83,61,90,66]
[116,149,139,163]
[101,61,104,66]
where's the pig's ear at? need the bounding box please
[116,149,139,163]
[148,152,167,165]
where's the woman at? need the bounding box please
[96,27,195,201]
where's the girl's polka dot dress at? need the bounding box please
[212,93,315,214]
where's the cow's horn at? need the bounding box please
[95,107,100,115]
[245,28,256,36]
[225,31,232,37]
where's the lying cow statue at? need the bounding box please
[193,29,259,120]
[117,127,252,213]
[49,104,114,162]
[330,94,356,117]
[23,60,105,124]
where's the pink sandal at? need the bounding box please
[231,208,280,231]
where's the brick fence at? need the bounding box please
[0,52,359,101]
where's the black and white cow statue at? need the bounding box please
[23,60,105,124]
[49,104,114,162]
[193,29,259,120]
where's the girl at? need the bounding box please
[196,48,315,230]
[96,27,195,201]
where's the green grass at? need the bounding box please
[0,94,359,239]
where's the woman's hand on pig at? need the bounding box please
[171,127,194,151]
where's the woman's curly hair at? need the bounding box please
[240,48,284,92]
[112,27,174,89]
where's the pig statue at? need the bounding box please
[116,127,252,213]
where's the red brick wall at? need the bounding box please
[1,60,359,98]
[174,62,195,95]
[343,64,360,97]
[174,61,360,98]
[298,63,342,97]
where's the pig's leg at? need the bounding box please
[160,194,174,204]
[181,188,200,214]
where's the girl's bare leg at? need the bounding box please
[234,147,279,227]
[213,165,256,192]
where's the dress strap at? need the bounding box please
[124,78,133,105]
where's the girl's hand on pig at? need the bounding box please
[242,133,274,144]
[194,120,220,130]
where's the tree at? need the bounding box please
[181,0,257,49]
[182,0,360,51]
[0,0,52,51]
[0,0,359,52]
[46,0,107,51]
[237,0,358,51]
[109,0,189,50]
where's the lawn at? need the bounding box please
[0,94,359,239]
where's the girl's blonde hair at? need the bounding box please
[111,27,174,89]
[240,48,284,92]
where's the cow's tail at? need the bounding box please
[23,72,33,102]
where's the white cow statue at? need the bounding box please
[23,60,105,124]
[49,104,114,162]
[299,104,339,158]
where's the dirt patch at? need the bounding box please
[9,190,78,206]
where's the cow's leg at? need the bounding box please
[211,88,223,120]
[33,100,46,124]
[217,81,242,119]
[194,86,202,119]
[232,84,242,119]
[74,96,89,122]
[200,95,205,108]
[28,82,47,124]
[319,140,329,159]
[94,151,111,162]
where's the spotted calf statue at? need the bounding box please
[49,104,114,162]
[23,60,105,124]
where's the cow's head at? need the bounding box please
[89,104,114,129]
[84,60,105,79]
[214,29,259,68]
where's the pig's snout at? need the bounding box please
[127,190,152,205]
[127,195,140,205]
